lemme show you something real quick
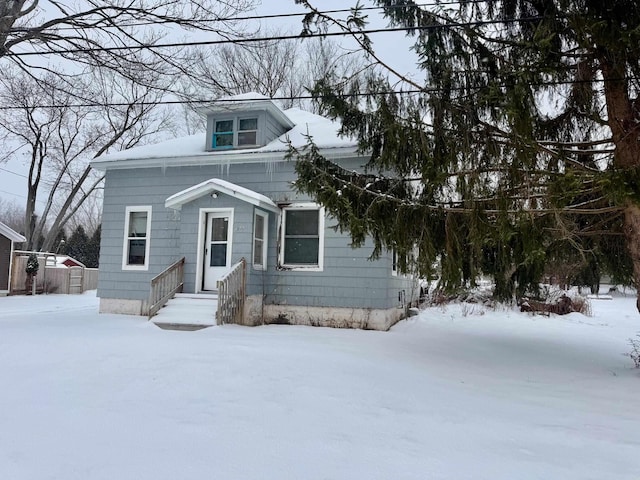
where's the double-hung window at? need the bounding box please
[238,118,258,146]
[211,117,258,149]
[280,204,324,271]
[123,206,151,270]
[253,210,268,270]
[213,120,234,148]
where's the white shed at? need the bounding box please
[0,222,26,294]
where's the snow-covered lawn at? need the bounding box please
[1,292,639,480]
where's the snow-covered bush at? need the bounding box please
[25,253,39,276]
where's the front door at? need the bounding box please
[203,211,232,291]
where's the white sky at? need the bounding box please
[0,0,418,208]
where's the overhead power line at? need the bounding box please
[8,1,491,32]
[0,166,28,178]
[6,15,551,57]
[0,76,630,111]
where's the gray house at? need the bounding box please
[92,94,417,330]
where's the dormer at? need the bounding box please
[201,93,295,151]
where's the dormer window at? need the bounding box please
[238,118,258,146]
[213,120,233,148]
[211,117,259,149]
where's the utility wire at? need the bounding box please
[0,166,28,178]
[6,15,551,57]
[8,0,491,32]
[0,76,630,111]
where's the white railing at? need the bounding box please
[216,258,246,325]
[148,257,185,319]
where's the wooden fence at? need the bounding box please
[10,251,98,295]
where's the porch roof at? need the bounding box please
[0,222,26,243]
[165,178,280,213]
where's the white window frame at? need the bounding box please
[253,210,269,271]
[237,117,259,147]
[122,206,152,271]
[279,203,324,272]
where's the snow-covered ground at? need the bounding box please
[1,291,639,480]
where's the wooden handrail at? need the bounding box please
[148,257,185,319]
[216,258,246,325]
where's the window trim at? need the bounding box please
[279,203,324,272]
[252,210,269,271]
[122,206,152,271]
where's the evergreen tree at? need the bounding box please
[64,225,90,266]
[293,0,640,308]
[85,225,101,269]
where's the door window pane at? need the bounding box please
[211,217,228,241]
[210,244,227,267]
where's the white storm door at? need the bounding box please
[203,211,232,290]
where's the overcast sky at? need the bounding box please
[0,0,418,208]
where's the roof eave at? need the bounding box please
[91,146,363,171]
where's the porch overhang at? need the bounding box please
[165,178,280,213]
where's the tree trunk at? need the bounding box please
[624,203,640,313]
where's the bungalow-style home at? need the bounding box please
[0,221,26,295]
[91,93,418,330]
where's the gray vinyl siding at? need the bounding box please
[98,157,411,311]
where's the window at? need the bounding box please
[391,249,398,276]
[122,206,151,270]
[213,120,233,148]
[280,204,324,271]
[211,117,258,149]
[238,118,258,146]
[253,210,268,270]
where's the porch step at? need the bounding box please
[152,296,218,331]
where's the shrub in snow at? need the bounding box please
[25,253,39,276]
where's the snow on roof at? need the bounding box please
[219,92,270,102]
[0,221,26,243]
[165,178,280,212]
[92,104,357,166]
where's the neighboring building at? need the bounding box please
[52,256,86,269]
[0,222,26,295]
[91,93,418,330]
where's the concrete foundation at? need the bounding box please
[241,295,405,331]
[99,297,146,316]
